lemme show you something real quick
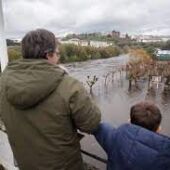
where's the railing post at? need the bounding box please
[0,0,8,72]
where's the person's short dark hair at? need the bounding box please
[130,101,162,132]
[22,29,58,59]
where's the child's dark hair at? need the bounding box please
[130,101,162,132]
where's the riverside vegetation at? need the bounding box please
[8,32,170,63]
[7,43,122,63]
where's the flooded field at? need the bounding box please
[65,54,170,169]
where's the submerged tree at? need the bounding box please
[86,75,99,94]
[127,48,153,90]
[103,72,111,86]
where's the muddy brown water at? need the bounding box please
[65,54,170,169]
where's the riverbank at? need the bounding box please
[7,44,124,63]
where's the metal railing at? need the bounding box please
[0,126,107,170]
[81,149,107,164]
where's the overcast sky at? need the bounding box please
[3,0,170,38]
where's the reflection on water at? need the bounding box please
[65,54,170,169]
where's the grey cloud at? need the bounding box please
[3,0,170,38]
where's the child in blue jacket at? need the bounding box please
[93,101,170,170]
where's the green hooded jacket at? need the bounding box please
[0,59,101,170]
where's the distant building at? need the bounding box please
[120,34,126,39]
[120,33,131,39]
[132,35,170,43]
[161,37,170,42]
[141,37,162,43]
[80,40,89,46]
[111,30,120,38]
[89,41,112,47]
[156,49,170,61]
[60,39,113,47]
[60,38,80,46]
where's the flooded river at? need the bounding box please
[0,54,170,169]
[65,54,170,169]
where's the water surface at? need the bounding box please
[65,55,170,169]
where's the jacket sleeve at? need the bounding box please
[69,81,101,133]
[93,123,116,154]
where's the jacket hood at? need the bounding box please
[116,124,170,169]
[2,59,66,109]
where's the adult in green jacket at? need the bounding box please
[0,29,101,170]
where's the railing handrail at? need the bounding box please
[81,149,107,164]
[0,128,107,166]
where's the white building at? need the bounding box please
[60,39,113,47]
[157,49,170,55]
[141,37,162,43]
[132,35,170,43]
[60,38,80,46]
[90,41,112,47]
[162,37,170,42]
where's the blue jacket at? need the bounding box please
[93,123,170,170]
